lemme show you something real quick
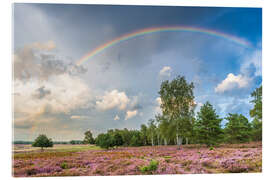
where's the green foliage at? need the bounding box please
[82,77,262,148]
[194,102,223,146]
[70,140,83,145]
[60,162,69,169]
[32,134,53,150]
[250,86,262,141]
[147,119,157,146]
[95,133,114,149]
[251,118,262,141]
[140,160,159,173]
[83,130,95,144]
[130,134,141,147]
[140,124,148,145]
[224,113,252,143]
[113,131,124,147]
[159,75,195,147]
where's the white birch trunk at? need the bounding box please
[164,138,167,146]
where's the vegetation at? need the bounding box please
[224,113,252,143]
[13,75,263,177]
[70,140,83,145]
[19,76,262,151]
[250,85,262,141]
[32,134,53,150]
[83,130,95,144]
[194,101,223,146]
[159,75,195,149]
[13,142,262,177]
[90,76,262,149]
[139,160,159,173]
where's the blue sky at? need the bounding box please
[13,4,262,141]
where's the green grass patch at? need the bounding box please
[60,162,69,169]
[139,160,159,173]
[13,145,101,159]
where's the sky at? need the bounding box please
[13,3,262,141]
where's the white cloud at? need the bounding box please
[28,40,56,51]
[154,97,162,114]
[156,97,162,105]
[13,73,92,131]
[125,110,138,120]
[194,101,203,113]
[159,66,172,77]
[114,115,120,121]
[96,90,130,111]
[70,115,88,119]
[215,73,251,93]
[240,49,262,77]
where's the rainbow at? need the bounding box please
[76,26,252,66]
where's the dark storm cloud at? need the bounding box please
[14,44,88,80]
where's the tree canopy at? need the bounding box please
[194,101,223,146]
[83,130,95,144]
[159,75,195,148]
[32,134,53,150]
[250,86,262,141]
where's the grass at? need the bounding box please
[13,144,101,159]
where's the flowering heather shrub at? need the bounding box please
[13,142,262,177]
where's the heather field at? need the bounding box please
[12,142,262,177]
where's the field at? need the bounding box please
[12,142,262,177]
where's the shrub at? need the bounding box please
[26,168,38,176]
[140,160,159,173]
[60,162,69,169]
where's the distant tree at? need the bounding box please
[120,128,130,146]
[95,133,114,149]
[159,75,195,149]
[155,114,175,145]
[129,131,142,147]
[70,140,76,145]
[250,86,262,141]
[70,140,82,145]
[113,131,124,147]
[32,134,53,151]
[147,119,156,146]
[140,124,148,146]
[224,113,252,143]
[83,130,95,144]
[194,102,223,146]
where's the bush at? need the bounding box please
[26,168,38,176]
[140,160,159,173]
[60,162,69,169]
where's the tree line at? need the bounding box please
[88,75,262,149]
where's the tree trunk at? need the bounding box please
[151,134,154,146]
[157,134,160,146]
[186,137,189,145]
[164,138,167,146]
[177,136,182,150]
